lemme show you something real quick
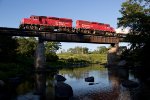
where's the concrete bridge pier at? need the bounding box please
[107,43,119,66]
[35,38,45,71]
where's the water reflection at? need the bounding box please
[16,72,47,100]
[13,65,146,100]
[108,67,129,88]
[59,65,138,100]
[34,72,46,100]
[59,65,116,99]
[108,67,131,100]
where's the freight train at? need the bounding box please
[19,15,116,36]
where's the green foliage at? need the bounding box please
[0,37,62,80]
[57,46,107,66]
[67,46,89,54]
[46,52,58,62]
[118,0,150,66]
[0,37,35,80]
[58,53,107,64]
[45,42,61,62]
[16,37,37,57]
[16,38,61,61]
[118,0,150,45]
[45,42,61,54]
[0,36,18,62]
[92,46,108,54]
[0,62,33,80]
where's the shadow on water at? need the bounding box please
[13,72,49,100]
[14,70,73,100]
[108,66,150,100]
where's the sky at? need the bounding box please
[0,0,128,52]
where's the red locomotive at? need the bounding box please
[76,20,115,35]
[20,15,115,36]
[20,15,72,32]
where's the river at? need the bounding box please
[1,64,149,100]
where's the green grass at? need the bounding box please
[57,53,107,64]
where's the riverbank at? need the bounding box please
[58,53,107,64]
[46,53,107,69]
[0,53,107,80]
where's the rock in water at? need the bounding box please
[122,80,139,88]
[54,74,66,82]
[85,76,94,82]
[117,60,127,67]
[55,82,73,99]
[0,80,5,87]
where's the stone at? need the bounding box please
[55,82,73,98]
[122,80,139,88]
[0,80,5,87]
[85,76,94,82]
[117,60,127,66]
[89,82,99,85]
[54,74,66,82]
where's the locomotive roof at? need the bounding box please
[59,18,72,21]
[47,16,59,19]
[76,20,91,23]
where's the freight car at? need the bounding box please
[19,15,115,36]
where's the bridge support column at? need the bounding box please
[35,38,45,71]
[107,43,119,66]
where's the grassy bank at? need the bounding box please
[58,53,107,64]
[0,53,107,80]
[46,53,107,68]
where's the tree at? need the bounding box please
[118,0,150,66]
[45,42,61,61]
[92,46,107,54]
[82,47,89,54]
[0,36,18,62]
[67,46,89,54]
[45,42,61,54]
[16,37,37,57]
[17,38,61,61]
[97,46,107,54]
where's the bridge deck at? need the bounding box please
[0,27,120,44]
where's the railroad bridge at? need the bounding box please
[0,27,127,70]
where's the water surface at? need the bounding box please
[3,65,142,100]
